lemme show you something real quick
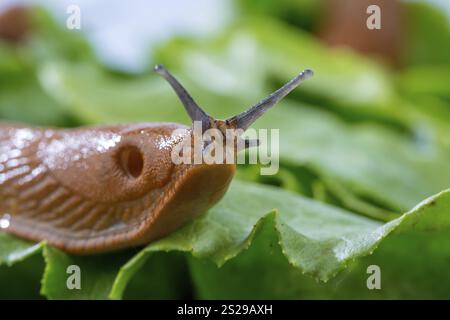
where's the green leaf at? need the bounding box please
[0,234,45,299]
[398,65,450,102]
[236,0,321,31]
[27,7,94,64]
[0,77,74,126]
[0,233,43,267]
[109,180,450,299]
[396,65,450,149]
[1,180,450,299]
[110,179,380,298]
[0,254,45,299]
[188,187,450,299]
[253,102,450,213]
[122,252,193,299]
[0,16,78,127]
[403,2,450,67]
[41,246,136,299]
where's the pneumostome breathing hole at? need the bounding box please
[119,146,144,179]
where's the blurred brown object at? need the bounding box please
[319,0,404,66]
[0,6,29,43]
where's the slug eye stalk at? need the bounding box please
[226,69,313,131]
[154,64,212,132]
[154,64,313,132]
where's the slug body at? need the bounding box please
[0,123,234,253]
[0,65,313,254]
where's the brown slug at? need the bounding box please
[0,65,313,254]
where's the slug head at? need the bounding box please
[154,64,314,158]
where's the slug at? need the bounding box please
[0,65,313,254]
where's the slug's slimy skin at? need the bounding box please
[0,65,313,254]
[0,123,234,254]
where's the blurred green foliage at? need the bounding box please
[0,2,449,299]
